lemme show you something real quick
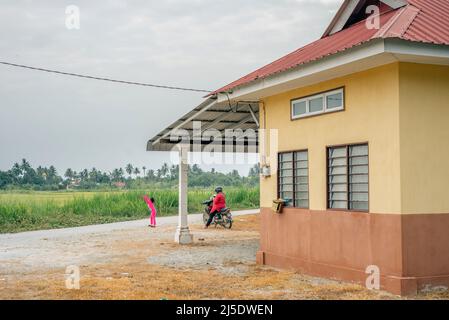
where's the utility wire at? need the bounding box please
[0,61,212,93]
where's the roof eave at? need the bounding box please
[216,38,449,104]
[216,38,387,103]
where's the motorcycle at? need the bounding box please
[202,198,233,229]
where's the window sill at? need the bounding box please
[327,208,370,214]
[291,108,345,121]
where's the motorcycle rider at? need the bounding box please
[205,186,226,229]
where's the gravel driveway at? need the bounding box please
[0,209,259,275]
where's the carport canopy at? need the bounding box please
[147,97,260,153]
[146,97,260,245]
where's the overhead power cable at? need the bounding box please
[0,61,212,93]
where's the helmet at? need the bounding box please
[215,186,223,194]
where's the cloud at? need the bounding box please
[0,0,343,173]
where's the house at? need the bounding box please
[148,0,449,295]
[113,181,126,189]
[66,178,81,190]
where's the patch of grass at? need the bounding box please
[0,188,259,233]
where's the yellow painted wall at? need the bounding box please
[260,63,402,214]
[399,63,449,214]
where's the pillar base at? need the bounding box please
[174,227,193,245]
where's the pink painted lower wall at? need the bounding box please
[257,208,449,295]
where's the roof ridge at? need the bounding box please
[396,5,420,37]
[373,4,420,39]
[268,7,403,64]
[323,7,400,39]
[240,8,403,77]
[373,6,407,38]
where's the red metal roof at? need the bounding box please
[404,0,449,45]
[211,0,449,96]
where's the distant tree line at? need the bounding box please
[0,159,260,191]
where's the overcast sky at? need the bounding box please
[0,0,342,175]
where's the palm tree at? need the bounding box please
[111,169,121,182]
[65,168,74,180]
[20,159,31,172]
[133,167,140,178]
[35,166,45,183]
[125,164,134,178]
[80,169,89,181]
[20,159,37,185]
[169,165,178,180]
[142,166,147,177]
[89,168,98,182]
[111,168,125,182]
[118,168,124,179]
[36,166,47,185]
[147,169,155,180]
[160,163,169,178]
[11,162,22,182]
[48,166,58,179]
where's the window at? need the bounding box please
[326,90,344,110]
[292,88,344,119]
[278,150,309,208]
[327,144,369,212]
[292,100,307,117]
[309,96,324,113]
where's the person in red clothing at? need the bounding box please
[205,187,226,228]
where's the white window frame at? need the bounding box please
[291,99,308,118]
[324,88,345,112]
[291,88,344,120]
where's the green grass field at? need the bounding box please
[0,188,259,234]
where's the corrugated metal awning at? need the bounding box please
[147,97,260,153]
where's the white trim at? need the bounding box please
[323,0,408,37]
[325,0,360,37]
[385,38,449,60]
[291,88,344,120]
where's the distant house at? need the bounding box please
[113,181,126,189]
[148,0,449,295]
[66,178,81,190]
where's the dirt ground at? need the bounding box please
[0,213,448,300]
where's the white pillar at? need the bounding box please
[174,146,193,244]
